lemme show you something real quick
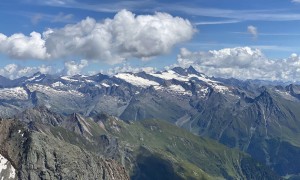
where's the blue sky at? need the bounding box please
[1,0,300,80]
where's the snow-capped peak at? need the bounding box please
[149,67,229,93]
[26,72,45,82]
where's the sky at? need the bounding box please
[1,0,300,81]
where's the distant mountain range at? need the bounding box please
[0,66,300,179]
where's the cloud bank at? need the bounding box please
[0,64,53,79]
[0,59,90,79]
[0,10,195,64]
[177,47,300,82]
[106,63,156,75]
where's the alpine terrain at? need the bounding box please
[0,66,298,179]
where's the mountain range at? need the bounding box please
[0,66,299,179]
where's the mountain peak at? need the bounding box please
[26,72,46,82]
[0,75,12,87]
[187,66,199,74]
[254,89,274,105]
[171,66,201,76]
[32,72,42,76]
[171,67,187,76]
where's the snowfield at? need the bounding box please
[115,73,160,87]
[0,87,28,100]
[0,154,16,179]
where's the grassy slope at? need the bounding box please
[103,118,273,179]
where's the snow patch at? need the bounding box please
[115,73,159,87]
[28,84,84,97]
[189,74,229,93]
[154,86,162,90]
[0,154,16,179]
[51,81,64,87]
[61,76,78,82]
[85,79,94,83]
[150,70,188,81]
[101,83,110,87]
[197,86,209,98]
[27,74,42,82]
[168,85,192,96]
[0,87,28,100]
[151,70,229,94]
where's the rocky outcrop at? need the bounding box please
[0,119,129,180]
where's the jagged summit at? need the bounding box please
[187,65,199,74]
[170,66,202,76]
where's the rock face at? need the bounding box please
[0,120,129,180]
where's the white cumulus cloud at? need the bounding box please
[0,10,195,64]
[177,47,300,82]
[0,32,50,60]
[247,25,258,38]
[63,60,88,76]
[44,9,195,63]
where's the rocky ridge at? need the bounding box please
[0,119,129,180]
